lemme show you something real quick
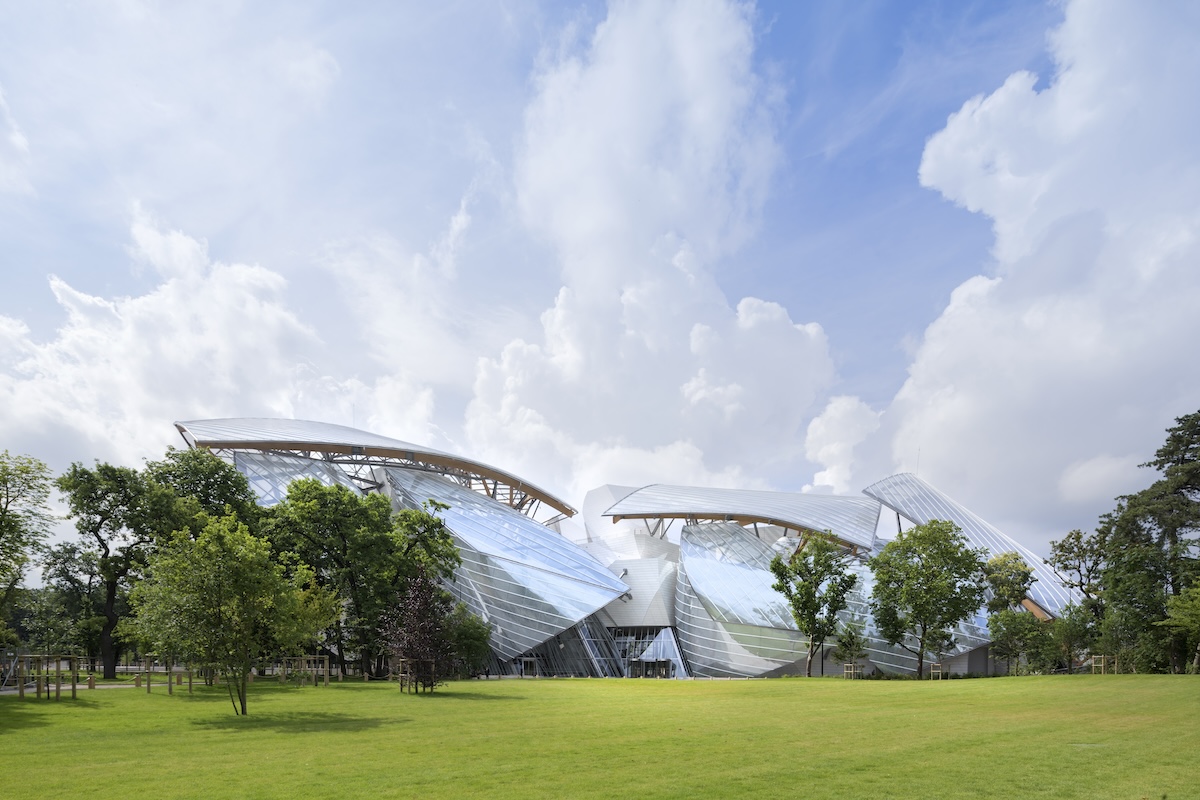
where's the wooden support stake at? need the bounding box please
[17,659,24,699]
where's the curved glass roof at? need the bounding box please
[862,473,1080,617]
[680,522,795,630]
[603,484,880,550]
[175,417,574,518]
[383,467,628,659]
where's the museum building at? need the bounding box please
[175,418,1080,678]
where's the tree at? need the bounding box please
[1098,411,1200,672]
[127,514,335,715]
[984,552,1035,613]
[987,609,1046,675]
[22,587,80,654]
[56,462,179,678]
[379,566,454,691]
[32,542,106,665]
[868,519,987,677]
[1040,604,1094,674]
[1155,584,1200,673]
[447,603,492,678]
[769,531,858,677]
[265,482,460,678]
[144,447,260,530]
[1,451,54,636]
[831,621,869,667]
[1046,528,1106,614]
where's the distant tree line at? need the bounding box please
[1,446,491,713]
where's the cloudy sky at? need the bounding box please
[2,0,1198,554]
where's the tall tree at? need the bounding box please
[1040,604,1094,674]
[0,451,54,636]
[36,542,106,666]
[264,481,460,677]
[984,552,1035,613]
[868,519,987,677]
[769,532,858,677]
[144,447,260,530]
[127,514,335,715]
[1045,528,1106,619]
[1155,584,1200,673]
[56,462,179,678]
[987,609,1045,675]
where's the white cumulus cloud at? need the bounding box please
[465,0,835,501]
[832,0,1200,547]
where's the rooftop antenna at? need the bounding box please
[915,446,921,477]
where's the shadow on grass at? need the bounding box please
[192,710,399,733]
[0,695,104,733]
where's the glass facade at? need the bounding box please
[233,450,364,506]
[667,521,991,677]
[177,418,1070,679]
[381,467,628,662]
[604,484,882,550]
[863,473,1081,616]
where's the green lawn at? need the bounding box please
[1,675,1195,798]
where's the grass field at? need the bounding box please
[1,675,1195,798]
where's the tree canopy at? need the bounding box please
[868,519,987,677]
[55,461,179,677]
[127,514,336,714]
[264,481,461,677]
[984,552,1035,614]
[1,451,54,638]
[769,531,858,677]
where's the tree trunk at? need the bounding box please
[1191,640,1200,675]
[805,639,818,678]
[915,649,924,679]
[239,673,248,716]
[100,578,119,679]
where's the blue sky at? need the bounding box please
[2,0,1198,554]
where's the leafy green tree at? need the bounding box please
[144,447,259,530]
[984,552,1035,613]
[1098,411,1200,672]
[1,451,54,637]
[868,519,987,677]
[264,482,460,677]
[127,514,336,715]
[769,532,858,677]
[56,462,180,678]
[987,609,1046,675]
[35,542,106,665]
[22,587,80,654]
[1100,498,1190,673]
[1046,528,1106,617]
[1155,584,1200,673]
[831,621,869,667]
[1038,604,1094,674]
[447,604,492,678]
